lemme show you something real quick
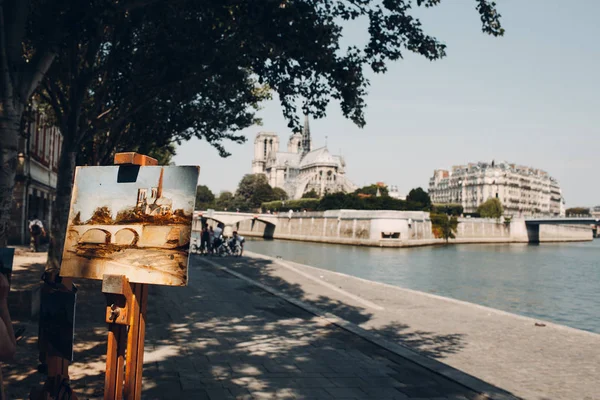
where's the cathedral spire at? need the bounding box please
[301,114,311,155]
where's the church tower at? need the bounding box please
[252,132,279,174]
[301,114,312,156]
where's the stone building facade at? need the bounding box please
[9,105,62,244]
[429,161,563,217]
[252,116,356,199]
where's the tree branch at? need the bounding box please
[0,5,14,103]
[19,50,55,101]
[6,0,30,75]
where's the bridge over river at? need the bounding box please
[194,210,598,245]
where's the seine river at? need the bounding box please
[245,238,600,334]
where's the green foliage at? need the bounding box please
[355,184,389,197]
[272,187,289,201]
[302,189,320,199]
[0,0,505,247]
[477,198,503,219]
[195,185,215,210]
[214,191,234,211]
[565,207,590,217]
[262,199,321,212]
[430,213,459,243]
[431,204,463,216]
[234,174,276,211]
[262,192,429,212]
[406,187,431,209]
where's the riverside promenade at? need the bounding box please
[5,250,509,399]
[209,251,600,400]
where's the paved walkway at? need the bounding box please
[214,251,600,400]
[5,251,506,399]
[142,257,489,399]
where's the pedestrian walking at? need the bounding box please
[201,226,210,255]
[208,226,215,254]
[28,215,46,252]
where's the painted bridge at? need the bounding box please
[67,224,190,248]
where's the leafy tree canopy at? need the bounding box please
[302,189,320,199]
[477,198,503,219]
[272,187,289,201]
[430,213,459,243]
[355,184,389,197]
[195,185,215,210]
[406,187,431,208]
[235,174,278,211]
[0,0,505,249]
[214,191,235,211]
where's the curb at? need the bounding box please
[202,257,520,400]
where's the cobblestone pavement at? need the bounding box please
[5,251,505,399]
[214,251,600,400]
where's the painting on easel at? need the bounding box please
[60,165,199,286]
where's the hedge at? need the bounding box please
[431,203,463,216]
[261,199,320,212]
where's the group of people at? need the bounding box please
[198,224,245,256]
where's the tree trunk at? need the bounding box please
[45,139,76,274]
[0,101,23,247]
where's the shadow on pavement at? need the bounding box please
[4,252,517,400]
[219,256,467,360]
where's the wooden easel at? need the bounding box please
[102,152,157,400]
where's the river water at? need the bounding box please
[244,238,600,334]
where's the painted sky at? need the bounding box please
[72,166,199,221]
[173,0,600,207]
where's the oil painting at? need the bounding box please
[60,165,199,286]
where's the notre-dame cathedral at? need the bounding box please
[252,116,356,200]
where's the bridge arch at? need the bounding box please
[80,228,112,244]
[198,215,277,238]
[114,228,139,246]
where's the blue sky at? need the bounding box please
[72,166,198,221]
[173,0,600,207]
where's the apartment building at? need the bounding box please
[429,161,563,217]
[9,106,62,244]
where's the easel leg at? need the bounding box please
[134,284,149,398]
[124,283,141,398]
[124,283,148,400]
[104,324,126,400]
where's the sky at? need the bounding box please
[173,0,600,207]
[72,166,198,221]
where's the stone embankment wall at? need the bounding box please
[236,210,434,247]
[538,224,592,242]
[226,210,594,247]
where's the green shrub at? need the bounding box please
[430,213,459,243]
[261,199,320,212]
[431,203,463,216]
